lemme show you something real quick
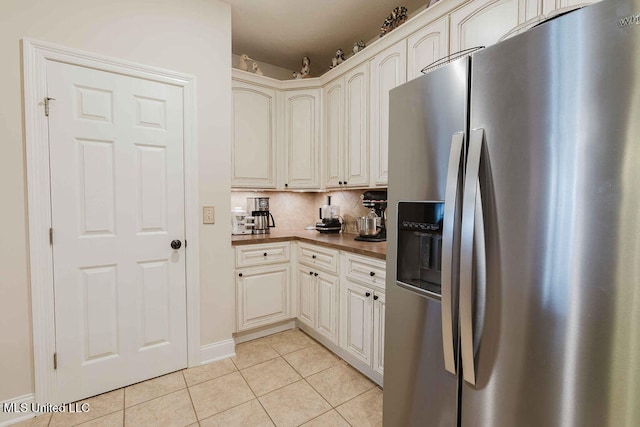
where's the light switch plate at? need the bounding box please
[203,206,215,224]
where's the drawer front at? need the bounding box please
[298,242,339,275]
[344,253,386,290]
[236,242,290,268]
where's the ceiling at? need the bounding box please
[226,0,430,76]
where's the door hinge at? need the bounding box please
[185,239,187,248]
[53,352,57,370]
[49,228,53,245]
[44,97,55,117]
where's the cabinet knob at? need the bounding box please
[263,252,268,257]
[373,295,379,300]
[285,183,288,187]
[370,271,375,277]
[312,255,316,259]
[344,181,348,185]
[238,273,243,277]
[339,181,343,185]
[314,272,318,277]
[309,271,313,275]
[365,292,371,297]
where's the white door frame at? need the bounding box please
[22,38,200,404]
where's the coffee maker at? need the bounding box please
[315,196,342,233]
[354,190,387,242]
[247,197,275,234]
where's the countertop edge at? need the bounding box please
[231,233,387,261]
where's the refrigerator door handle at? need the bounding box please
[441,132,464,375]
[460,128,487,386]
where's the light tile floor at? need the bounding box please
[14,329,382,427]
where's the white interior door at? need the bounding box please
[47,60,187,403]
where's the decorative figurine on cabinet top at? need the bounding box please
[380,6,408,37]
[300,56,311,77]
[353,40,366,54]
[330,49,346,69]
[238,53,253,71]
[252,62,264,76]
[292,71,302,79]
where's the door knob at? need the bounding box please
[171,240,182,249]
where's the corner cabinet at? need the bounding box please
[231,81,277,188]
[284,89,321,189]
[369,41,407,186]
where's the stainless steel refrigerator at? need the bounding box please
[384,0,640,425]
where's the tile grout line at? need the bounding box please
[182,370,200,425]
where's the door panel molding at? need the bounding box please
[22,38,199,404]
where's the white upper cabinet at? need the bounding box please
[407,17,450,81]
[369,40,407,186]
[449,0,539,52]
[542,0,594,17]
[343,63,370,187]
[324,77,345,188]
[284,88,321,189]
[231,81,277,188]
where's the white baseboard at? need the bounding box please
[233,320,296,344]
[0,394,35,427]
[200,339,236,365]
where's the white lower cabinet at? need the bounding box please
[236,263,291,331]
[297,245,340,344]
[340,253,386,376]
[235,242,292,332]
[234,241,385,383]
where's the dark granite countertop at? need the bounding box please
[231,229,387,260]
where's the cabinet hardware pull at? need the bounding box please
[339,181,343,185]
[238,273,243,277]
[285,183,288,187]
[263,252,267,256]
[374,295,379,300]
[314,273,318,276]
[344,181,348,185]
[370,271,375,277]
[365,292,371,297]
[309,271,313,275]
[312,255,316,259]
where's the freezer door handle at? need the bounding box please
[460,128,487,386]
[441,132,464,375]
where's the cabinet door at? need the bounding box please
[407,17,449,81]
[324,77,345,188]
[284,89,321,189]
[369,40,407,186]
[232,81,277,188]
[449,0,537,52]
[316,273,339,344]
[297,267,316,328]
[542,0,594,17]
[372,291,386,376]
[341,279,372,365]
[236,264,290,331]
[343,63,370,187]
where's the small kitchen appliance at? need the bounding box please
[246,197,275,234]
[315,196,342,233]
[231,207,253,235]
[354,190,387,242]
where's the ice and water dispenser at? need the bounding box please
[396,202,444,299]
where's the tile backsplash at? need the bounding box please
[231,190,379,233]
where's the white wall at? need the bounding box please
[0,0,234,402]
